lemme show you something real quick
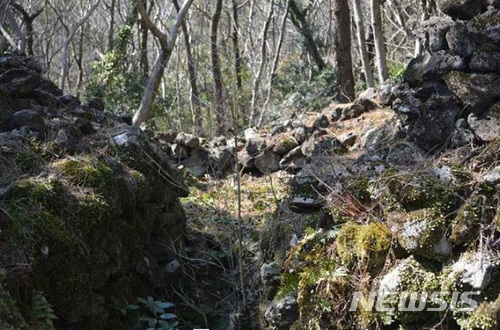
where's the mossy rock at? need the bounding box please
[340,175,372,205]
[52,155,114,193]
[388,208,451,260]
[451,192,495,246]
[0,154,186,328]
[336,221,391,273]
[378,256,442,326]
[456,295,500,330]
[0,283,27,329]
[377,169,460,212]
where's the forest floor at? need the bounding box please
[170,107,395,329]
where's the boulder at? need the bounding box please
[261,262,281,300]
[182,147,209,177]
[0,68,40,97]
[264,296,299,330]
[208,146,235,178]
[439,0,487,20]
[272,134,299,155]
[414,16,454,53]
[470,43,500,72]
[467,102,500,141]
[279,146,307,172]
[255,149,281,174]
[388,209,451,259]
[447,21,478,57]
[392,81,464,150]
[288,172,325,213]
[467,8,500,44]
[245,136,267,156]
[447,252,494,289]
[10,109,45,132]
[445,72,500,115]
[301,136,347,160]
[174,132,200,149]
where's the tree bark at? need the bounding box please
[132,0,194,127]
[10,3,43,56]
[352,0,374,88]
[370,0,389,83]
[288,0,326,71]
[333,0,355,102]
[173,0,202,134]
[259,0,289,127]
[211,0,225,135]
[60,0,101,93]
[108,0,116,51]
[232,0,242,91]
[139,0,151,76]
[249,0,274,125]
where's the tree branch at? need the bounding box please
[134,0,167,48]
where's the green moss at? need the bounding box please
[341,176,372,205]
[390,208,450,259]
[336,221,391,272]
[378,169,460,213]
[458,296,500,330]
[451,193,490,246]
[380,257,442,326]
[54,155,114,192]
[277,134,299,150]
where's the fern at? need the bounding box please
[31,291,58,329]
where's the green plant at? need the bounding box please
[127,296,178,330]
[31,291,57,329]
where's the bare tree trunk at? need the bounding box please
[333,0,354,102]
[211,0,225,136]
[370,0,389,83]
[133,49,169,126]
[132,0,194,127]
[76,26,85,97]
[259,0,289,127]
[108,0,116,51]
[10,3,43,56]
[60,0,101,93]
[232,0,242,91]
[352,0,374,88]
[139,0,151,76]
[249,0,274,125]
[288,0,326,71]
[173,0,202,134]
[415,0,437,56]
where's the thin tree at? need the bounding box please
[352,0,374,88]
[211,0,225,135]
[249,0,274,125]
[370,0,389,83]
[333,0,354,102]
[10,2,44,56]
[173,0,202,134]
[288,0,326,71]
[138,0,152,76]
[107,0,116,51]
[259,0,289,127]
[59,0,101,93]
[132,0,194,127]
[231,0,242,91]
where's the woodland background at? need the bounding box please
[0,0,436,134]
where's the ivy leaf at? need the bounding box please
[156,301,175,309]
[159,313,177,320]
